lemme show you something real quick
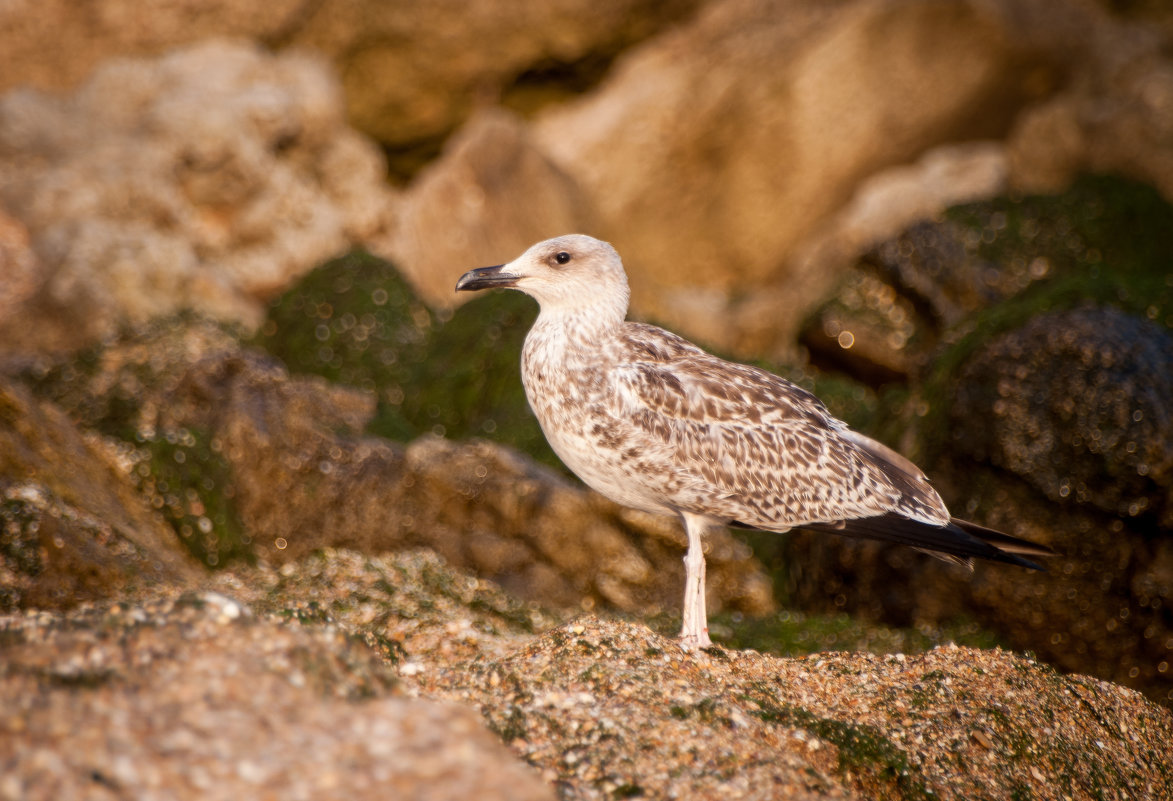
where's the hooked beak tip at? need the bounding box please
[455,264,518,293]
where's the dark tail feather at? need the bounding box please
[950,517,1055,559]
[798,512,1051,571]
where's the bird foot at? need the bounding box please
[677,629,713,650]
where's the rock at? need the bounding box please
[0,591,554,801]
[7,549,1167,801]
[951,306,1173,526]
[179,344,771,614]
[0,40,397,354]
[940,307,1173,704]
[781,304,1173,709]
[285,0,704,164]
[768,174,1173,709]
[798,216,1021,380]
[415,616,1173,800]
[788,142,1009,366]
[20,319,774,618]
[0,0,702,176]
[397,436,773,615]
[0,209,39,341]
[389,109,596,307]
[531,0,1056,354]
[0,380,200,610]
[207,548,563,666]
[799,172,1173,387]
[253,249,555,464]
[1005,0,1173,199]
[0,0,307,93]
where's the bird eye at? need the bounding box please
[554,251,571,265]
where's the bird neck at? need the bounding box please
[534,297,627,347]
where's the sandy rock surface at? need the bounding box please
[5,549,1169,801]
[0,584,553,801]
[417,615,1173,801]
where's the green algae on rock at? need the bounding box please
[253,249,558,468]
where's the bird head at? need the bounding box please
[455,235,631,322]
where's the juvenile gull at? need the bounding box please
[455,235,1051,648]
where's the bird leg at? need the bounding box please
[679,513,713,649]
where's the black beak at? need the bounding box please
[455,264,519,292]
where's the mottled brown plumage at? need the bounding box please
[456,235,1051,648]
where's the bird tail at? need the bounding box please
[800,513,1053,571]
[950,517,1055,559]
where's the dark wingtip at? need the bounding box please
[998,552,1048,572]
[950,517,1055,567]
[794,512,1054,571]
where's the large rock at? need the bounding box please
[0,0,306,92]
[951,306,1173,526]
[529,0,1055,351]
[942,307,1173,702]
[252,248,555,464]
[780,305,1173,709]
[164,348,773,615]
[775,173,1173,708]
[0,380,200,610]
[6,547,1168,801]
[284,0,704,158]
[0,40,396,354]
[1005,0,1173,199]
[415,616,1173,800]
[0,591,553,801]
[0,209,39,341]
[387,0,1173,361]
[798,172,1173,386]
[388,109,596,306]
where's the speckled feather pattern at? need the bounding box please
[522,315,951,533]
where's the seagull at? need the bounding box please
[455,234,1051,648]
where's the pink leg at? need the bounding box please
[679,513,713,649]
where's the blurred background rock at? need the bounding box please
[1,0,1171,713]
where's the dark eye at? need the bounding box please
[554,251,571,265]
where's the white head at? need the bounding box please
[455,235,631,325]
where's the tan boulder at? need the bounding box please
[388,109,596,306]
[0,0,702,165]
[24,321,774,618]
[0,40,397,353]
[531,0,1053,351]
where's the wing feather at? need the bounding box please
[608,324,931,530]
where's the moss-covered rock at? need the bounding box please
[22,317,254,569]
[132,426,250,568]
[0,379,200,609]
[778,174,1173,710]
[803,174,1173,390]
[253,250,558,467]
[415,615,1173,801]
